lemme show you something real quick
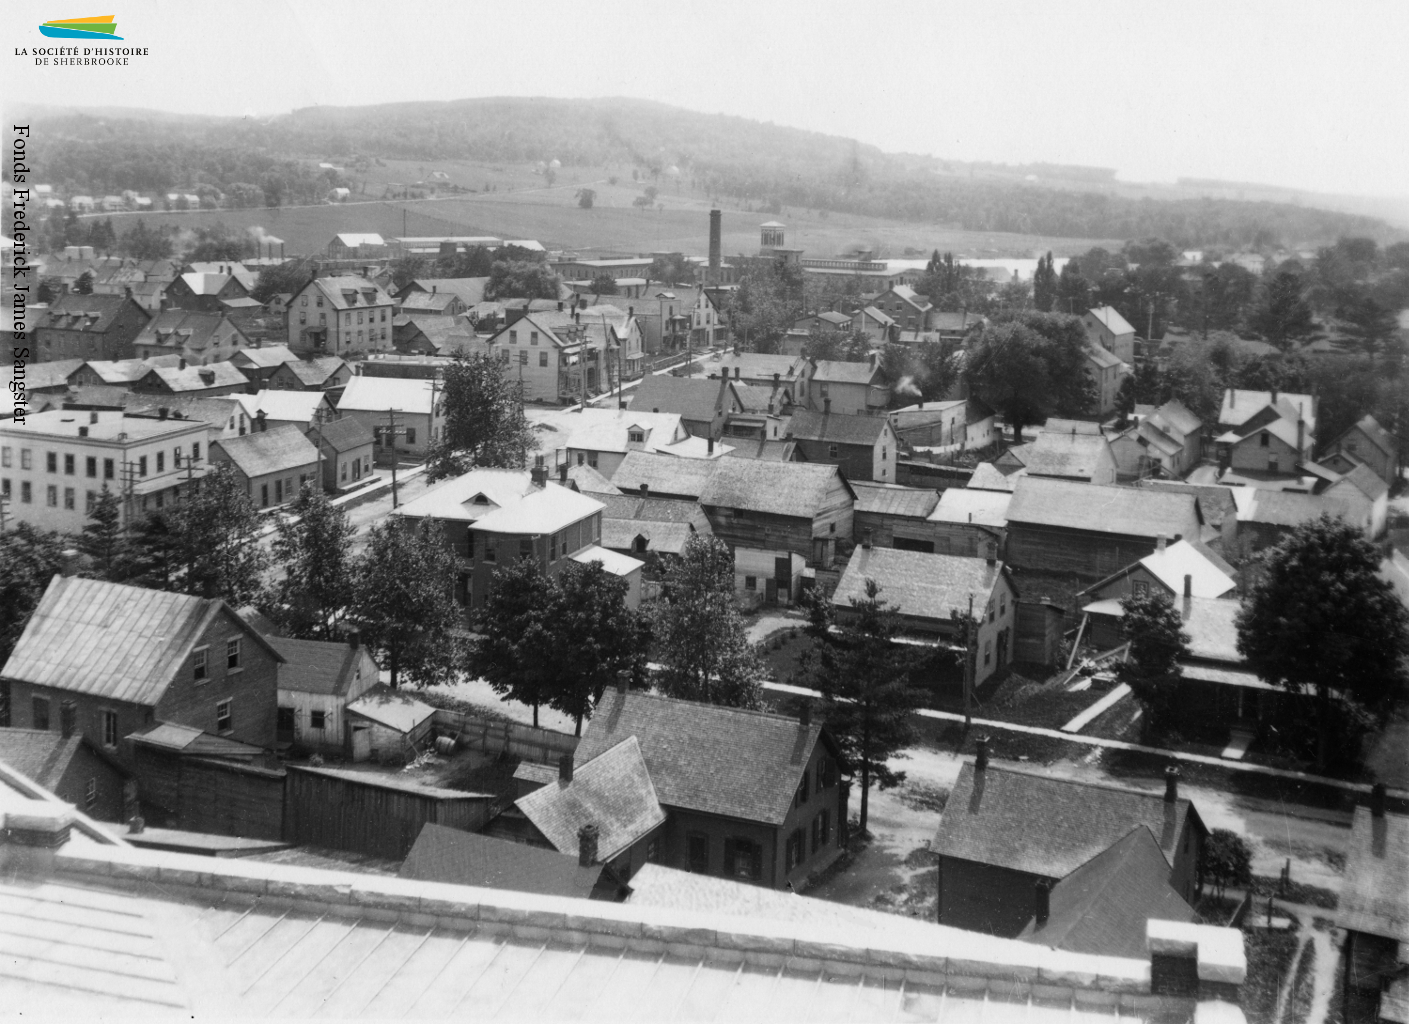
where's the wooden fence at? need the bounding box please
[432,709,578,764]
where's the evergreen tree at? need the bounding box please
[1237,515,1409,767]
[74,271,93,295]
[800,579,926,833]
[651,535,764,708]
[1248,270,1315,350]
[124,511,180,591]
[350,519,463,689]
[264,486,357,639]
[425,353,536,482]
[1055,258,1092,314]
[168,464,269,605]
[0,524,67,668]
[1032,252,1058,312]
[78,486,125,580]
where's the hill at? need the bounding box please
[11,97,1401,250]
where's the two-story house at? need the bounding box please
[810,360,890,417]
[1328,414,1398,488]
[33,293,151,362]
[872,285,934,333]
[287,276,397,357]
[0,575,284,767]
[0,409,209,532]
[229,345,301,387]
[131,360,252,399]
[698,458,856,568]
[312,417,375,492]
[479,309,610,404]
[335,376,444,460]
[131,309,249,366]
[629,375,741,441]
[557,408,691,478]
[1082,306,1137,364]
[703,352,813,408]
[1085,344,1126,417]
[788,409,899,483]
[166,271,251,313]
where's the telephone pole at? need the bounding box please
[962,592,975,731]
[379,408,405,508]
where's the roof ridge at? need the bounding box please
[970,761,1190,807]
[622,689,816,729]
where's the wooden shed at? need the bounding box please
[284,764,497,859]
[343,685,437,764]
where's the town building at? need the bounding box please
[130,360,252,399]
[697,458,856,567]
[312,416,375,492]
[1085,344,1126,417]
[700,351,813,407]
[131,309,249,366]
[810,360,890,417]
[32,293,151,362]
[165,271,251,313]
[209,424,322,509]
[0,409,208,532]
[850,305,896,342]
[1337,792,1408,1024]
[271,634,380,755]
[788,408,899,482]
[478,309,612,404]
[1328,414,1398,488]
[237,389,337,435]
[287,276,397,357]
[265,355,353,392]
[0,575,283,767]
[1024,428,1118,485]
[229,345,301,386]
[934,752,1205,936]
[628,374,740,441]
[335,376,444,460]
[0,726,133,822]
[598,492,713,559]
[1075,538,1238,649]
[927,488,1012,557]
[1082,306,1137,364]
[556,408,690,478]
[871,285,934,332]
[609,450,719,501]
[401,823,631,902]
[850,481,941,551]
[325,233,387,259]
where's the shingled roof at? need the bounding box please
[850,482,939,519]
[400,824,618,901]
[611,451,718,500]
[789,409,889,447]
[0,576,281,707]
[628,375,731,424]
[934,761,1199,879]
[313,416,373,454]
[574,690,831,827]
[269,636,373,697]
[1017,825,1196,958]
[212,424,319,478]
[1339,807,1409,942]
[1336,414,1396,459]
[517,737,665,863]
[812,360,881,386]
[0,728,88,790]
[699,458,852,519]
[38,293,144,334]
[834,546,1005,622]
[1006,478,1200,540]
[1025,432,1112,481]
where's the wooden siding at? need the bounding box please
[1014,602,1064,666]
[284,767,495,859]
[432,709,578,763]
[1006,523,1168,581]
[133,748,285,840]
[938,855,1049,936]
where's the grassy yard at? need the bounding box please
[1242,925,1301,1024]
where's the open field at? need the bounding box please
[82,155,1123,259]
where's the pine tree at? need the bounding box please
[78,486,125,580]
[1032,252,1058,312]
[651,535,764,708]
[264,485,356,639]
[800,579,926,834]
[124,511,181,591]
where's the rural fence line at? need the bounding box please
[432,709,578,764]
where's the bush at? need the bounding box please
[1202,829,1253,897]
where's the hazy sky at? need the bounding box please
[5,0,1407,198]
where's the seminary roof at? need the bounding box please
[213,424,319,478]
[0,729,88,790]
[1006,478,1200,540]
[0,576,280,707]
[518,736,665,863]
[400,824,609,901]
[1339,807,1409,942]
[789,409,890,446]
[270,636,372,696]
[574,689,828,827]
[934,761,1198,879]
[834,546,1004,622]
[850,481,939,519]
[1017,825,1196,958]
[699,457,852,518]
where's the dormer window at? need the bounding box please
[628,430,645,443]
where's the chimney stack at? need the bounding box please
[348,629,360,650]
[1034,879,1051,925]
[861,529,873,549]
[975,735,990,770]
[824,397,831,415]
[1157,533,1167,552]
[531,454,547,488]
[707,437,714,455]
[179,357,186,370]
[616,669,631,695]
[799,701,811,728]
[60,702,76,739]
[578,823,599,867]
[1182,574,1193,619]
[559,753,574,784]
[60,549,80,578]
[559,461,568,484]
[1371,782,1387,818]
[1164,766,1180,803]
[639,483,648,498]
[986,541,998,566]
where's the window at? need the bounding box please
[319,312,326,325]
[63,454,74,475]
[193,647,208,681]
[628,430,645,443]
[828,444,839,458]
[785,829,806,872]
[519,538,533,560]
[102,710,118,748]
[796,770,810,807]
[509,330,518,345]
[380,309,387,322]
[406,427,416,445]
[64,488,75,511]
[103,458,114,480]
[21,481,31,503]
[85,778,97,811]
[687,833,710,874]
[483,537,496,562]
[539,351,548,367]
[817,755,835,791]
[646,837,660,863]
[519,349,528,365]
[344,312,352,325]
[357,311,364,324]
[724,837,762,880]
[987,601,994,624]
[999,593,1007,616]
[191,442,200,462]
[138,456,148,477]
[226,637,242,670]
[1,479,9,500]
[0,447,8,468]
[550,534,558,561]
[299,312,307,325]
[21,449,32,470]
[744,575,757,591]
[32,697,50,731]
[1260,432,1270,448]
[812,810,831,853]
[530,331,539,345]
[156,452,164,473]
[301,295,308,306]
[215,699,232,734]
[1132,580,1149,599]
[310,710,326,730]
[46,485,57,507]
[85,456,96,478]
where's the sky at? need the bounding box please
[4,0,1407,199]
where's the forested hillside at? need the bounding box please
[13,97,1398,250]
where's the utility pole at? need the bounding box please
[379,408,406,508]
[963,592,975,731]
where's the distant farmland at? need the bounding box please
[84,172,1122,259]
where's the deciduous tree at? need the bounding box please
[168,464,269,605]
[425,354,536,482]
[264,486,357,640]
[0,525,67,667]
[1201,829,1252,898]
[473,557,556,725]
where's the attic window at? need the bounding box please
[472,494,489,504]
[628,430,646,443]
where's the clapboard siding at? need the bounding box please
[1006,523,1162,580]
[133,747,285,839]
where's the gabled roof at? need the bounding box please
[884,284,931,311]
[128,722,267,759]
[403,277,490,306]
[850,482,939,519]
[395,469,536,524]
[38,293,143,333]
[1146,399,1200,438]
[934,761,1197,879]
[699,458,853,518]
[1218,389,1316,430]
[175,272,243,297]
[574,690,828,827]
[1331,462,1390,502]
[517,737,665,862]
[1339,807,1409,942]
[564,463,620,495]
[722,439,798,462]
[469,483,604,535]
[705,352,807,381]
[336,375,437,415]
[399,291,461,314]
[1086,345,1124,370]
[1336,414,1396,459]
[400,824,611,900]
[303,275,393,311]
[133,309,242,351]
[611,451,718,500]
[561,410,685,456]
[1006,479,1200,540]
[213,424,319,478]
[1085,306,1136,336]
[270,636,373,696]
[281,356,349,387]
[230,345,299,369]
[0,576,281,706]
[1240,489,1359,528]
[313,415,373,453]
[1092,539,1236,600]
[855,306,896,328]
[967,463,1025,492]
[0,729,87,790]
[598,494,712,555]
[332,233,385,247]
[834,546,1004,622]
[929,488,1012,527]
[240,389,331,425]
[1138,481,1238,529]
[789,409,889,447]
[812,360,882,386]
[12,358,84,391]
[1025,432,1112,481]
[1017,825,1196,957]
[142,361,249,393]
[344,685,436,733]
[628,375,730,424]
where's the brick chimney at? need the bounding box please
[348,629,360,650]
[1182,574,1193,620]
[559,461,568,484]
[1165,766,1180,803]
[578,823,599,867]
[1371,782,1387,818]
[559,753,574,784]
[616,669,631,695]
[638,482,648,498]
[975,735,990,770]
[1034,879,1051,925]
[799,701,811,728]
[530,454,547,488]
[60,549,80,577]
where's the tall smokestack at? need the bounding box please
[708,209,721,278]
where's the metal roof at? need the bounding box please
[1006,479,1200,540]
[833,546,1005,622]
[212,424,320,479]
